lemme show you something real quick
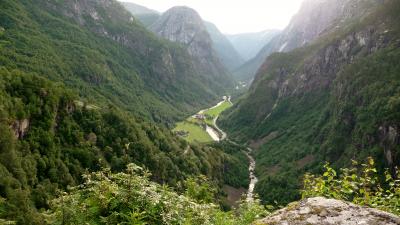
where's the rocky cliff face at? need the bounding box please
[257,197,400,225]
[235,0,383,82]
[11,119,29,139]
[150,7,234,88]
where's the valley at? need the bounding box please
[173,96,232,143]
[173,96,259,203]
[0,0,399,224]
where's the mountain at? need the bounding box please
[227,29,280,61]
[204,22,244,71]
[121,2,161,26]
[0,0,229,123]
[220,0,400,205]
[234,0,379,82]
[150,6,235,89]
[0,0,249,223]
[122,3,243,72]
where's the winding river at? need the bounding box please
[245,147,258,202]
[199,97,258,202]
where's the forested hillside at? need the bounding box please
[0,0,230,123]
[221,0,400,205]
[0,69,248,224]
[0,0,247,223]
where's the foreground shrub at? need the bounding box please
[43,164,268,225]
[302,157,400,215]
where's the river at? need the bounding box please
[197,97,258,202]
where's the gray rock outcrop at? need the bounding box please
[257,197,400,225]
[11,119,29,139]
[150,6,234,87]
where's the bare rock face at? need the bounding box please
[150,6,212,60]
[11,119,29,139]
[150,6,233,84]
[257,197,400,225]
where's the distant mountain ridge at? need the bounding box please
[122,2,244,72]
[227,29,280,61]
[204,21,244,72]
[150,6,235,88]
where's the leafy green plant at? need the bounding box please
[43,164,268,225]
[302,157,400,215]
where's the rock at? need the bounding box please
[256,197,400,225]
[11,119,29,139]
[149,6,233,87]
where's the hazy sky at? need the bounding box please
[120,0,304,34]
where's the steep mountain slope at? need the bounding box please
[221,0,400,204]
[0,0,224,123]
[227,29,280,61]
[204,22,244,71]
[234,0,381,82]
[150,6,235,89]
[121,2,161,27]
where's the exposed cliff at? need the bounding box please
[150,6,235,91]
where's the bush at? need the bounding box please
[43,164,269,225]
[302,157,400,215]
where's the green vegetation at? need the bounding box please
[221,0,400,206]
[204,100,233,125]
[0,69,249,224]
[302,158,400,215]
[0,0,231,123]
[173,99,232,143]
[42,164,268,225]
[173,121,213,143]
[0,1,248,223]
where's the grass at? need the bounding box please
[173,99,233,143]
[204,100,233,125]
[173,121,213,143]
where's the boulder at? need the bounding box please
[256,197,400,225]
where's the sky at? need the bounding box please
[120,0,304,34]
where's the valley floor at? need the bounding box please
[173,97,259,203]
[173,96,232,142]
